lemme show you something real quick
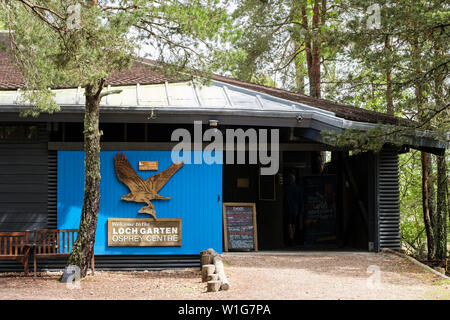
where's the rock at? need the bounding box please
[60,266,78,284]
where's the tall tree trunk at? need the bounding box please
[412,36,438,261]
[435,153,448,260]
[433,40,448,262]
[310,0,321,99]
[421,152,435,260]
[63,79,104,279]
[301,0,323,99]
[429,161,437,241]
[301,4,313,96]
[385,35,394,115]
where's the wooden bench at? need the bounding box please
[0,231,31,276]
[33,229,95,276]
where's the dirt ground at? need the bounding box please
[0,252,448,300]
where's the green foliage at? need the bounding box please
[0,0,241,115]
[398,152,427,257]
[229,0,341,90]
[250,73,277,87]
[327,1,449,122]
[322,124,418,154]
[399,151,450,258]
[1,1,136,115]
[321,2,449,261]
[230,0,449,131]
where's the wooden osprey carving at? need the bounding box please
[114,153,184,219]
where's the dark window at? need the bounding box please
[0,124,38,141]
[126,123,147,142]
[100,123,126,142]
[148,124,194,142]
[64,123,84,142]
[49,122,63,141]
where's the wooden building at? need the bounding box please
[0,33,447,271]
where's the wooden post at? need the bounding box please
[34,245,37,277]
[201,264,215,282]
[207,280,221,292]
[200,250,213,268]
[24,231,30,276]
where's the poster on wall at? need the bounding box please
[303,175,337,245]
[222,202,258,252]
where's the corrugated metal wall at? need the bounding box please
[47,150,58,229]
[0,124,49,232]
[57,150,223,255]
[0,123,50,272]
[376,148,401,250]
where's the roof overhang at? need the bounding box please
[0,80,448,152]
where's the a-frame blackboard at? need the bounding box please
[222,202,258,252]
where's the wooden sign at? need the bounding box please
[139,161,158,171]
[108,218,182,247]
[114,153,184,219]
[222,202,258,252]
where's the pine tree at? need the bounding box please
[231,0,337,98]
[327,0,449,261]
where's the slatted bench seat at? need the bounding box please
[0,231,31,276]
[33,229,95,276]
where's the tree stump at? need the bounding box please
[200,251,213,267]
[207,280,221,292]
[201,264,215,282]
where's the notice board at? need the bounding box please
[222,202,258,252]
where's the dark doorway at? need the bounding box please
[222,150,373,252]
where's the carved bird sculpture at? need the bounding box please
[114,152,184,219]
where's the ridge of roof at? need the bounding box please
[0,33,402,125]
[136,58,403,125]
[211,75,404,125]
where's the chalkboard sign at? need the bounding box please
[222,202,258,252]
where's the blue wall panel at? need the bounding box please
[57,151,223,255]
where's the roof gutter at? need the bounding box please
[0,103,447,150]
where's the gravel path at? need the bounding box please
[0,252,448,300]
